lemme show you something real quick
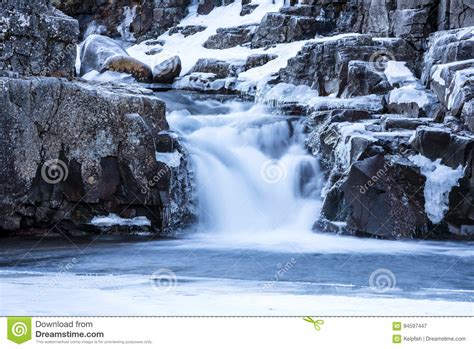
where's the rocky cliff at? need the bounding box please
[0,0,195,236]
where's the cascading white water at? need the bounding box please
[168,98,324,236]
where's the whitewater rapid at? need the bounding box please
[168,98,324,234]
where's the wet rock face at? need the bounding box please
[0,77,193,234]
[0,0,79,77]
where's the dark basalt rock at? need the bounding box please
[189,58,240,79]
[53,0,191,41]
[341,155,431,239]
[153,56,182,84]
[0,77,194,235]
[341,61,392,97]
[0,0,79,78]
[240,4,258,16]
[203,25,256,49]
[169,25,207,37]
[198,0,235,16]
[279,35,418,96]
[245,54,278,70]
[251,12,334,48]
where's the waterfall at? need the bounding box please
[163,93,324,235]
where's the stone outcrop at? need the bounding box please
[251,12,332,48]
[197,0,235,16]
[0,0,195,236]
[0,77,194,234]
[53,0,191,41]
[0,0,79,78]
[169,25,207,37]
[279,35,418,96]
[204,25,256,49]
[273,26,474,239]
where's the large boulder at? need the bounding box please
[338,155,431,239]
[0,0,79,77]
[79,35,152,82]
[101,56,153,83]
[102,56,153,83]
[189,58,239,79]
[79,34,129,75]
[0,76,195,235]
[341,61,392,97]
[153,56,182,84]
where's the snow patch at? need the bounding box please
[384,61,417,86]
[156,150,182,168]
[409,155,464,224]
[389,85,430,108]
